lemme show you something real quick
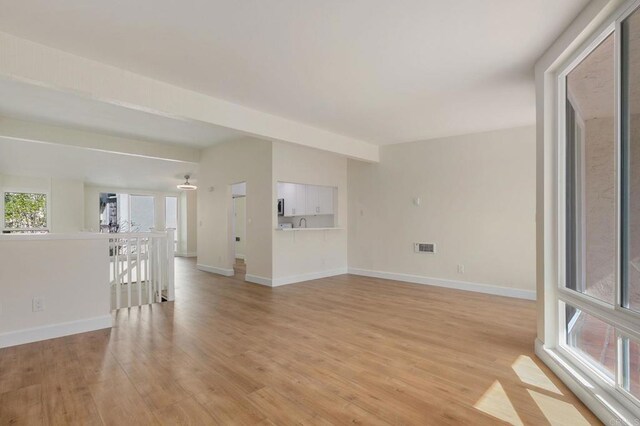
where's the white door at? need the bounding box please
[234,197,246,259]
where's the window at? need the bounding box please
[622,3,640,314]
[165,196,178,249]
[556,2,640,415]
[99,193,155,233]
[565,33,616,305]
[2,192,48,233]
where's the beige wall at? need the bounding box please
[197,138,272,279]
[348,125,536,295]
[179,190,197,256]
[50,178,85,233]
[272,142,348,283]
[0,236,111,347]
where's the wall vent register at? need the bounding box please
[414,243,436,254]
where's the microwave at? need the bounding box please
[277,198,284,216]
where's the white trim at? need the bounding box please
[348,268,536,300]
[0,315,112,349]
[196,264,234,276]
[535,339,639,425]
[176,251,197,258]
[271,268,348,287]
[235,254,245,260]
[245,274,272,286]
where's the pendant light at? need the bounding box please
[177,175,197,190]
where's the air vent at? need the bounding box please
[414,243,436,254]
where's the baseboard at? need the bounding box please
[535,339,636,425]
[245,274,272,286]
[347,268,536,300]
[176,252,197,258]
[272,268,348,287]
[197,264,234,277]
[235,254,245,260]
[0,315,113,349]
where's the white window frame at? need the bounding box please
[552,0,640,420]
[0,188,51,233]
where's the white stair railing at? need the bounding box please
[106,229,175,310]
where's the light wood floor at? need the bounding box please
[0,258,601,425]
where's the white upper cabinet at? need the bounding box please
[305,185,319,214]
[317,186,334,215]
[277,182,296,217]
[305,184,334,215]
[278,182,335,217]
[293,184,306,216]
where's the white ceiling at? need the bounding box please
[0,137,197,192]
[0,0,590,145]
[0,78,243,148]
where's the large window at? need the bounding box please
[559,2,640,416]
[2,191,48,233]
[99,193,155,233]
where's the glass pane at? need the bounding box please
[4,192,47,229]
[623,7,640,312]
[622,335,640,399]
[130,195,155,232]
[165,196,178,246]
[564,303,615,379]
[565,34,616,304]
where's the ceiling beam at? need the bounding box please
[0,31,379,162]
[0,116,201,163]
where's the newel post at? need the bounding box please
[166,228,176,301]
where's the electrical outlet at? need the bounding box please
[32,297,44,312]
[457,264,465,274]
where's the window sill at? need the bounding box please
[535,338,640,425]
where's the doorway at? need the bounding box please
[231,182,246,279]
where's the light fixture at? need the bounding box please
[177,175,197,190]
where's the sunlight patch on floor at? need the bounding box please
[512,355,562,395]
[528,389,590,426]
[474,380,524,426]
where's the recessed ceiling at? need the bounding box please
[0,137,197,192]
[0,0,590,145]
[0,78,243,148]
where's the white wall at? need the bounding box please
[178,189,197,257]
[0,174,84,233]
[50,178,85,233]
[272,142,348,284]
[197,138,272,279]
[0,236,111,348]
[348,125,536,298]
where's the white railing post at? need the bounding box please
[105,231,174,310]
[166,228,175,301]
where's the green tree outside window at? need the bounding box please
[4,192,47,229]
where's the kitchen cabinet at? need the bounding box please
[278,182,306,217]
[278,182,335,217]
[305,185,334,215]
[317,186,334,214]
